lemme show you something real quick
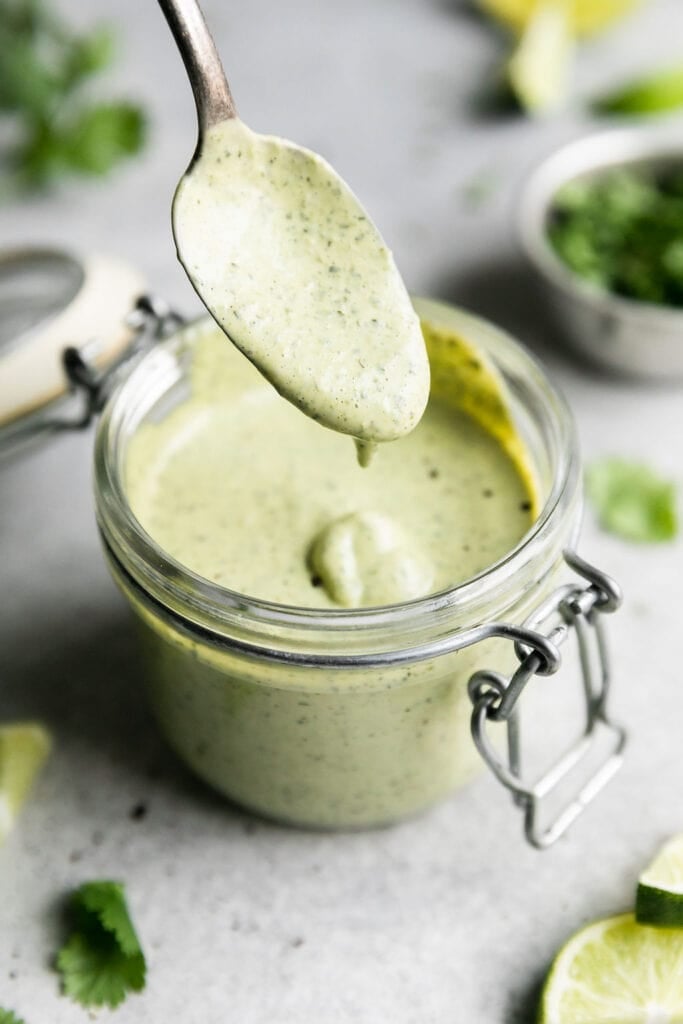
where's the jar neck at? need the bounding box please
[95,304,582,663]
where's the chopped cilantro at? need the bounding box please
[586,458,678,543]
[548,166,683,307]
[56,880,146,1009]
[0,1011,26,1024]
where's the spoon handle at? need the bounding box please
[157,0,237,133]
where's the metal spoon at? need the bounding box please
[157,0,429,447]
[157,0,236,136]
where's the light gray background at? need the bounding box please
[2,1,683,1021]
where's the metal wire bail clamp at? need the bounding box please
[467,550,625,849]
[0,292,184,457]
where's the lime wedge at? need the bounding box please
[506,3,574,113]
[540,913,683,1023]
[636,835,683,929]
[0,723,52,843]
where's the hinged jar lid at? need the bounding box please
[0,247,147,450]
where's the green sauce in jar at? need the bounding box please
[112,309,542,827]
[126,318,535,609]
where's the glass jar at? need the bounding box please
[92,296,625,843]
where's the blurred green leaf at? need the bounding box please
[63,26,116,86]
[0,29,57,113]
[62,103,146,174]
[0,1010,27,1024]
[595,64,683,116]
[586,459,678,542]
[0,0,146,193]
[17,105,146,184]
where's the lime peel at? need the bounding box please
[0,723,52,844]
[596,64,683,116]
[506,2,574,113]
[636,834,683,928]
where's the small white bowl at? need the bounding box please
[519,127,683,381]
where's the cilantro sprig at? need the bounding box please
[586,458,678,543]
[56,881,146,1009]
[0,0,146,192]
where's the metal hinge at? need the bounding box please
[0,295,184,457]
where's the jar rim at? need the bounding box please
[94,298,581,658]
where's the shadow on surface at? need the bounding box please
[433,254,683,394]
[432,254,574,365]
[429,0,530,123]
[0,607,257,825]
[504,971,546,1024]
[433,0,495,30]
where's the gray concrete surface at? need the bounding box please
[1,0,683,1020]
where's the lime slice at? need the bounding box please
[479,0,640,37]
[506,2,574,113]
[636,835,683,928]
[0,723,52,843]
[540,913,683,1023]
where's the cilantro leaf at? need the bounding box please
[60,103,146,176]
[0,1,146,192]
[586,459,678,543]
[0,28,56,114]
[595,64,683,117]
[63,27,116,85]
[18,102,147,183]
[56,880,146,1009]
[57,933,145,1010]
[0,1010,26,1024]
[74,881,143,957]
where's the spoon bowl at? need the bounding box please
[158,0,430,445]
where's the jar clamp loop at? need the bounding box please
[0,293,184,456]
[61,295,185,419]
[467,550,625,850]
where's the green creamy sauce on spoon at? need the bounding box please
[173,119,430,452]
[159,0,428,454]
